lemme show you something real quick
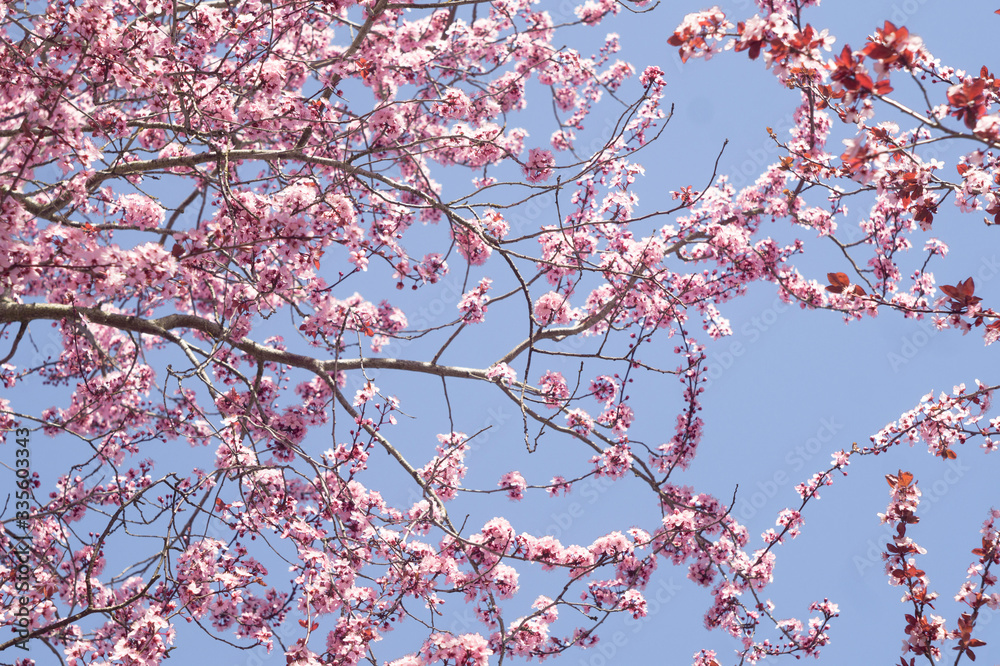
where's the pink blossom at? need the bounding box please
[422,633,493,666]
[458,277,492,323]
[538,371,570,408]
[452,225,492,265]
[974,113,1000,140]
[590,440,632,477]
[369,106,405,140]
[589,375,619,406]
[353,382,377,406]
[523,148,555,183]
[533,291,575,325]
[498,471,527,500]
[486,362,517,385]
[433,88,471,119]
[575,0,619,25]
[565,408,594,435]
[480,209,509,239]
[117,194,165,230]
[547,476,572,497]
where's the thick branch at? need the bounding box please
[0,302,494,381]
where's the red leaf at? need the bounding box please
[863,43,895,61]
[914,206,934,227]
[885,470,914,489]
[824,272,865,295]
[828,272,849,287]
[873,79,893,95]
[941,277,982,312]
[972,537,995,558]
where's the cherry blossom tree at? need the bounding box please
[1,0,999,664]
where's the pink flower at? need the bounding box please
[353,382,377,406]
[565,408,594,435]
[590,441,632,477]
[258,58,286,94]
[433,87,471,119]
[118,193,165,229]
[922,239,948,256]
[486,362,516,385]
[538,371,570,408]
[590,375,619,406]
[640,65,665,89]
[534,291,574,325]
[620,589,648,618]
[499,471,527,500]
[551,129,575,151]
[693,650,720,666]
[458,277,492,323]
[158,142,195,172]
[416,253,447,284]
[422,633,493,666]
[452,225,492,265]
[523,148,554,183]
[575,0,619,25]
[481,209,509,239]
[0,398,15,442]
[369,106,405,140]
[974,113,1000,140]
[547,476,572,497]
